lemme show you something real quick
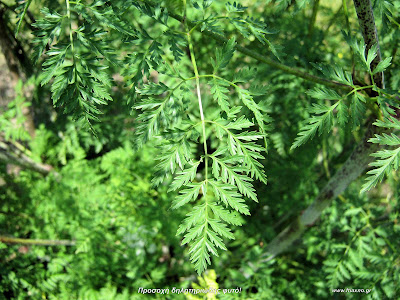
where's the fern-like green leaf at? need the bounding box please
[172,182,205,209]
[306,87,341,100]
[152,138,193,186]
[311,63,354,86]
[211,152,257,201]
[208,219,235,240]
[209,180,250,215]
[134,97,171,145]
[337,100,349,126]
[33,4,116,123]
[210,78,230,114]
[361,117,400,193]
[237,87,266,133]
[212,119,267,183]
[351,93,366,128]
[291,103,338,149]
[225,116,254,130]
[213,38,236,71]
[176,204,206,236]
[15,0,33,37]
[169,161,201,192]
[373,56,392,75]
[361,143,400,193]
[208,203,243,226]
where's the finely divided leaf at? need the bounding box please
[212,119,267,183]
[210,78,230,113]
[15,0,33,37]
[361,128,400,193]
[177,204,206,236]
[312,63,354,86]
[166,31,187,62]
[136,82,169,95]
[307,87,341,100]
[337,100,349,126]
[351,94,366,128]
[366,44,378,69]
[291,103,337,149]
[134,97,170,145]
[213,38,236,71]
[372,57,392,75]
[361,147,400,193]
[224,116,253,131]
[172,182,204,209]
[169,161,201,192]
[226,2,247,13]
[208,203,243,226]
[152,139,193,186]
[209,180,250,215]
[237,87,268,143]
[208,219,235,240]
[211,153,257,201]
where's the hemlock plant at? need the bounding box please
[1,0,399,297]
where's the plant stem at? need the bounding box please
[353,0,384,88]
[184,4,210,272]
[0,236,75,246]
[66,0,74,53]
[343,0,351,34]
[343,0,356,76]
[186,33,208,183]
[308,0,320,37]
[325,3,344,33]
[0,139,55,176]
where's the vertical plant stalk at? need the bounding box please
[353,0,384,88]
[343,0,351,32]
[308,0,320,37]
[184,1,208,186]
[66,0,77,83]
[343,0,356,75]
[260,0,385,262]
[188,34,208,180]
[325,3,344,33]
[66,0,74,53]
[184,5,211,270]
[184,5,210,239]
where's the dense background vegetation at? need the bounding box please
[0,0,399,298]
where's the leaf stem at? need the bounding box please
[344,84,374,98]
[206,120,267,183]
[0,139,56,176]
[343,0,356,75]
[308,0,320,37]
[186,34,208,183]
[184,6,211,273]
[0,236,75,246]
[185,12,210,254]
[66,0,74,53]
